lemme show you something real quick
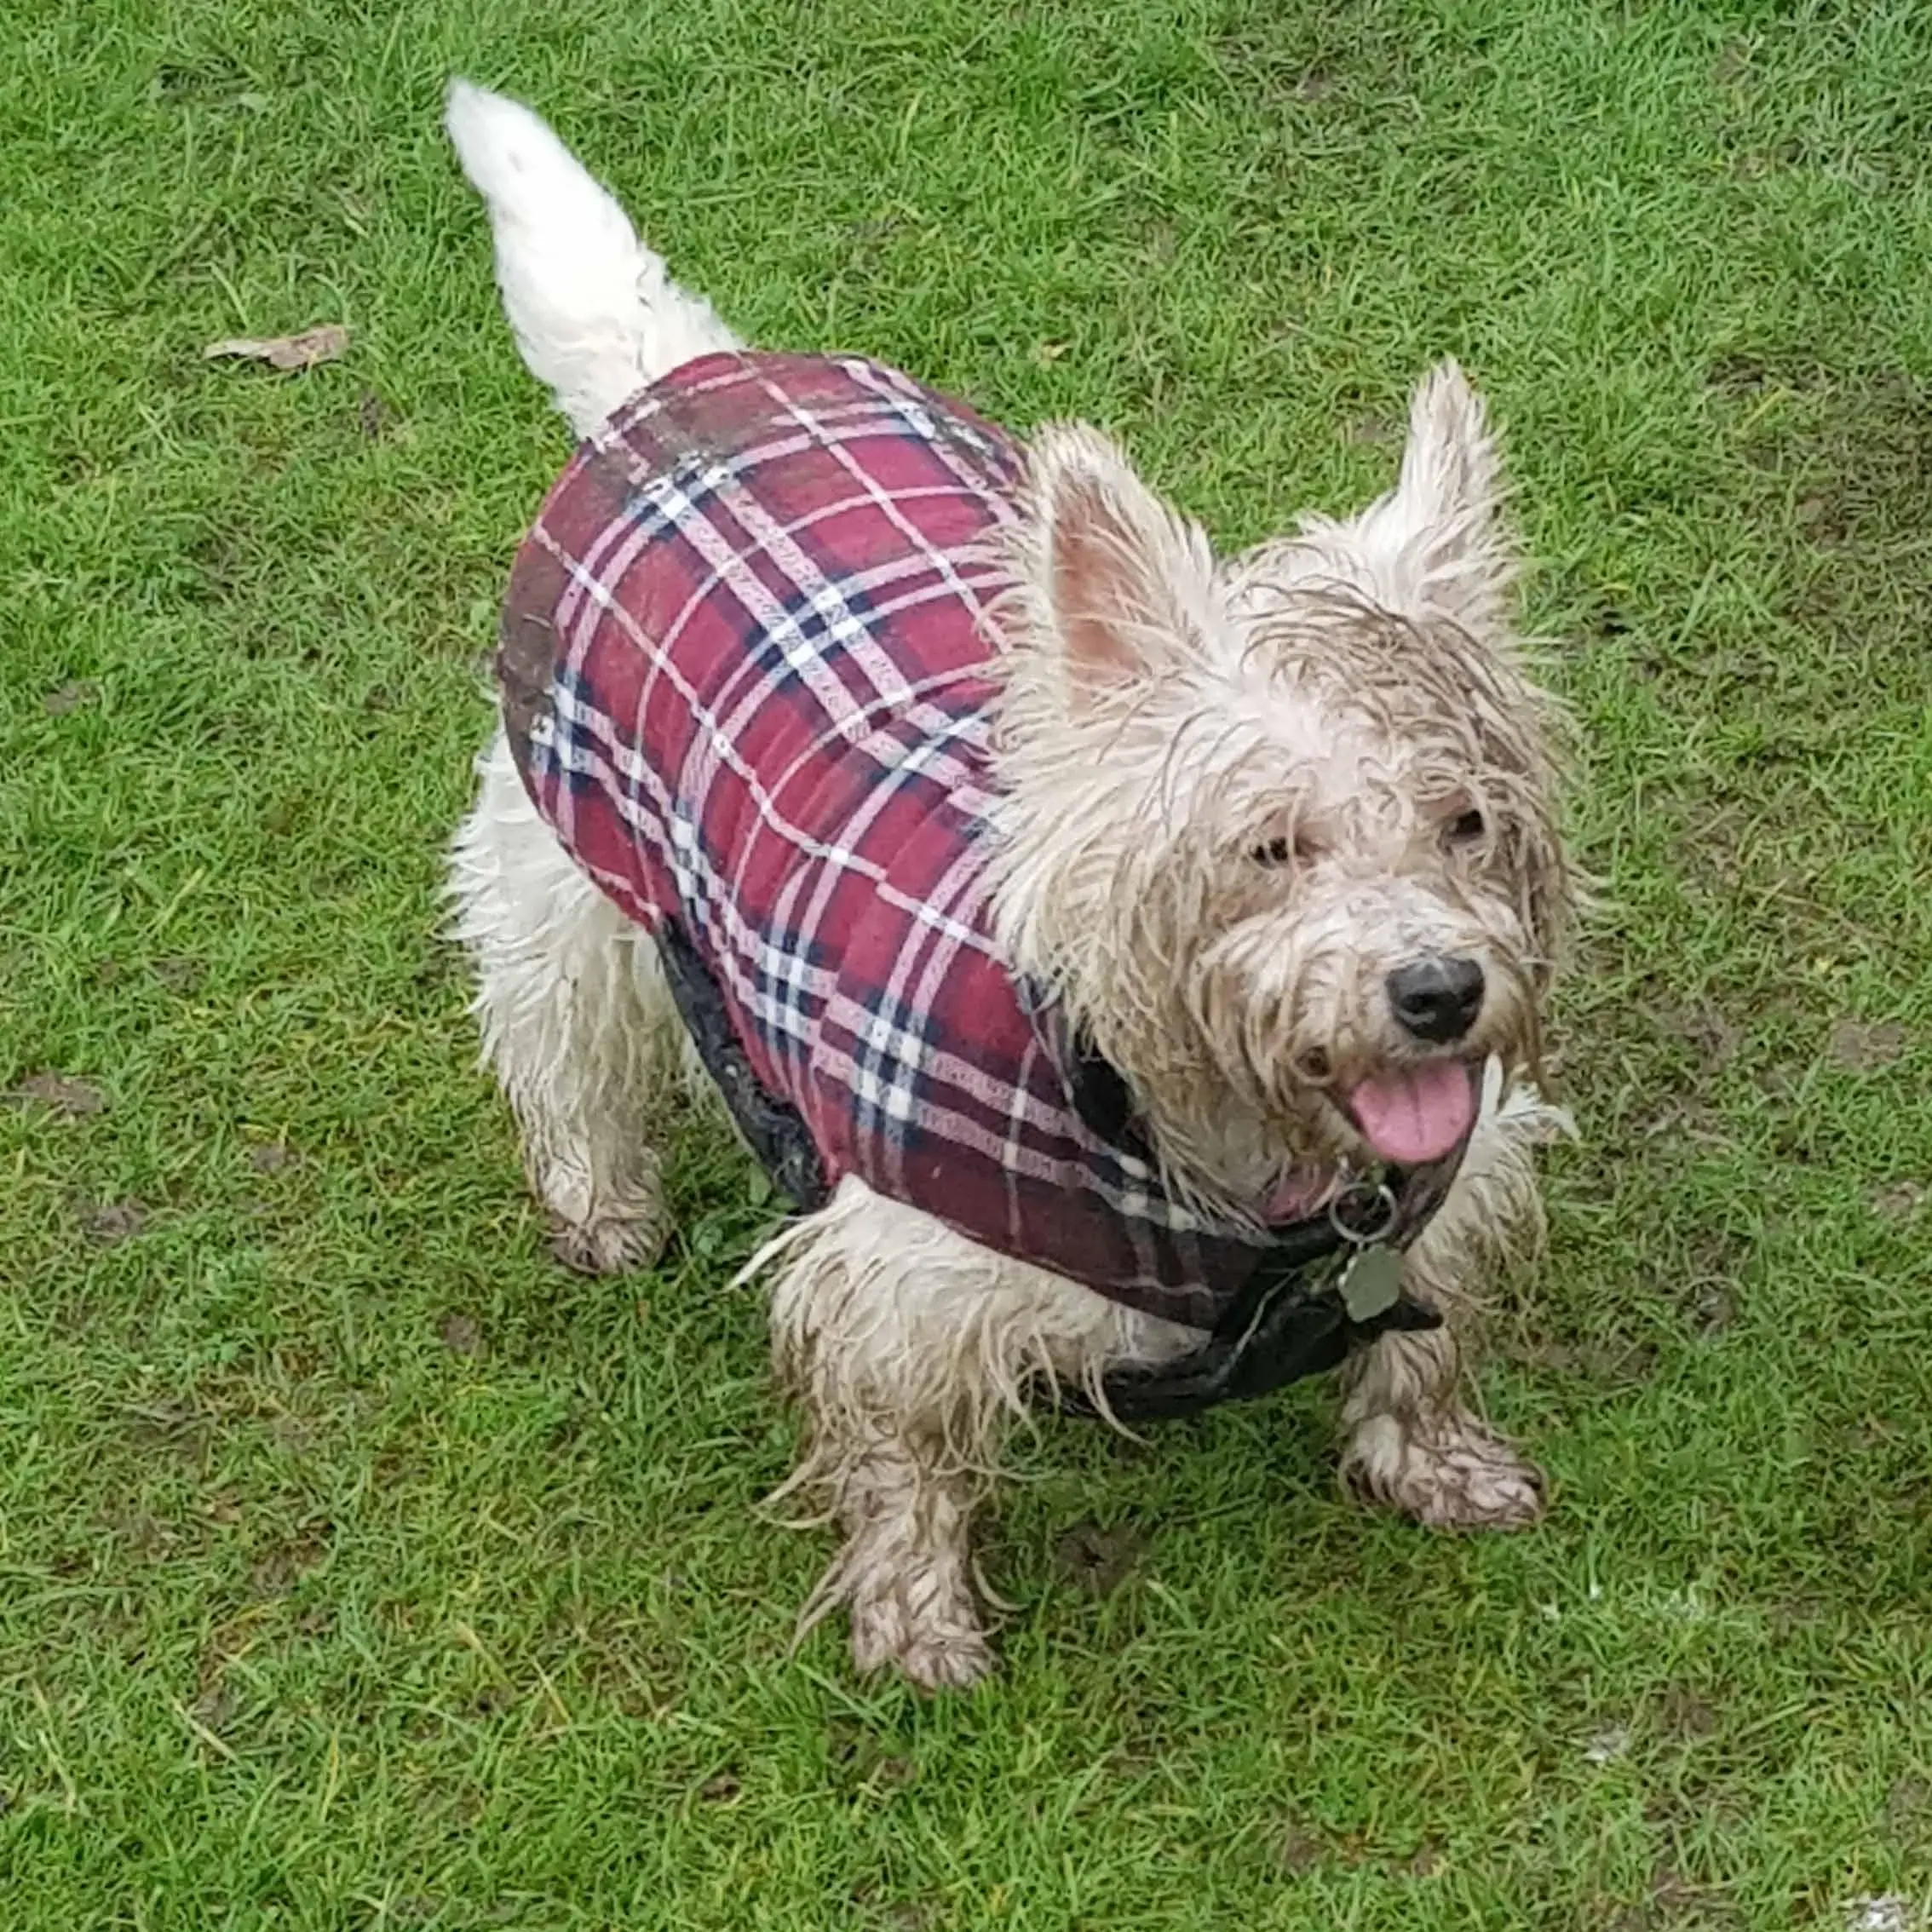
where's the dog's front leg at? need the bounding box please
[1334,1086,1555,1529]
[830,1423,994,1689]
[1335,1321,1544,1529]
[765,1181,1010,1689]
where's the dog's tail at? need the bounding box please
[445,79,742,440]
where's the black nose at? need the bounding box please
[1385,956,1486,1044]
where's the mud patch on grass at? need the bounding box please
[827,1720,917,1794]
[1688,1284,1736,1337]
[1054,1520,1147,1596]
[81,1199,149,1244]
[184,522,261,607]
[150,957,205,995]
[558,1607,683,1721]
[1872,1182,1925,1222]
[1214,0,1405,112]
[1656,1001,1743,1071]
[1710,38,1751,87]
[438,1312,486,1358]
[1884,1777,1932,1845]
[43,679,100,716]
[1679,1228,1745,1337]
[250,1521,332,1594]
[1641,1866,1742,1928]
[150,55,256,105]
[1791,372,1932,551]
[124,1397,216,1467]
[849,1890,935,1931]
[1268,1820,1440,1880]
[1275,1823,1330,1874]
[1827,1018,1907,1072]
[1510,1337,1659,1386]
[9,1072,106,1116]
[1655,1683,1722,1742]
[1731,365,1932,659]
[189,1676,239,1739]
[103,1504,178,1560]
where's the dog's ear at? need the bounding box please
[1017,424,1219,702]
[1387,359,1512,636]
[1297,359,1514,644]
[1399,357,1515,633]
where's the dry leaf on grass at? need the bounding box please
[203,324,348,371]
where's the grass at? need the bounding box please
[3,0,1932,1924]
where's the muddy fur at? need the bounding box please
[443,79,1578,1688]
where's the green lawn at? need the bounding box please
[5,1,1932,1925]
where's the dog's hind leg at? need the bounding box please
[1336,1074,1564,1529]
[449,726,677,1274]
[445,79,744,440]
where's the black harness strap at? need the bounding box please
[655,918,830,1213]
[658,916,1452,1423]
[1062,1161,1454,1423]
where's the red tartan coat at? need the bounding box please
[497,351,1336,1334]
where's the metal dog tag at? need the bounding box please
[1339,1245,1403,1322]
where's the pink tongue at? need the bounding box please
[1347,1061,1475,1165]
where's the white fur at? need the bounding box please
[1293,359,1515,641]
[448,727,680,1273]
[445,78,741,437]
[444,83,1578,1688]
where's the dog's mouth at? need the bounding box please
[1257,1059,1481,1222]
[1335,1058,1481,1167]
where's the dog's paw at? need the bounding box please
[848,1584,996,1691]
[854,1623,997,1692]
[1342,1411,1547,1531]
[545,1205,670,1275]
[531,1151,670,1275]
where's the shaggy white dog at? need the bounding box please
[443,80,1575,1688]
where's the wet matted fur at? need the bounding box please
[443,80,1577,1688]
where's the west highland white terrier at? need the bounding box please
[443,81,1575,1688]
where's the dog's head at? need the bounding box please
[986,362,1571,1204]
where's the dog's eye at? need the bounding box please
[1444,808,1486,847]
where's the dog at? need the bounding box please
[443,80,1576,1688]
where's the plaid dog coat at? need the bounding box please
[498,350,1451,1352]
